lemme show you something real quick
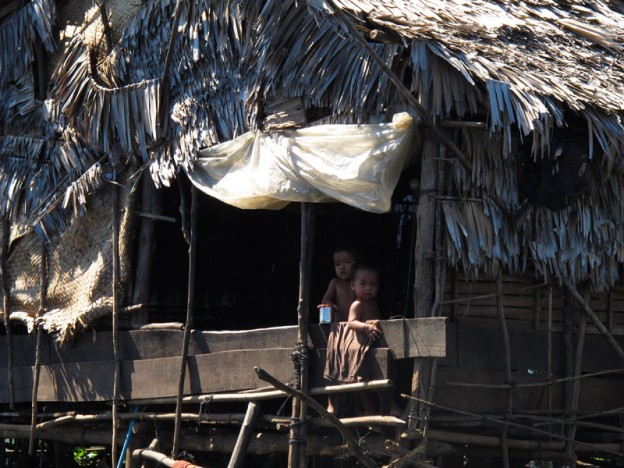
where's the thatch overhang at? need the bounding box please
[2,0,624,296]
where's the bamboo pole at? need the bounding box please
[129,379,393,405]
[440,281,547,306]
[288,203,314,468]
[401,395,624,458]
[496,270,512,468]
[444,367,624,389]
[256,367,378,468]
[563,278,624,362]
[1,218,14,410]
[172,184,198,458]
[405,134,438,439]
[547,285,553,439]
[227,402,260,468]
[159,0,186,135]
[28,242,47,455]
[111,175,121,468]
[132,449,184,468]
[566,301,586,460]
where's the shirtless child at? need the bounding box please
[346,262,383,415]
[319,248,357,323]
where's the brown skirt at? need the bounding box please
[323,321,378,384]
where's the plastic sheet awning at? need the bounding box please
[187,112,416,213]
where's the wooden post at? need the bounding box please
[496,270,512,468]
[288,203,314,468]
[566,295,587,460]
[29,242,48,454]
[131,175,162,328]
[546,286,553,438]
[159,0,186,136]
[1,218,14,410]
[256,367,377,468]
[227,402,260,468]
[564,278,624,361]
[112,175,121,468]
[172,184,198,457]
[405,135,438,432]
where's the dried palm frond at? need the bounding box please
[0,0,56,82]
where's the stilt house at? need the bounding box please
[1,0,624,466]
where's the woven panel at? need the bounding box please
[2,184,134,341]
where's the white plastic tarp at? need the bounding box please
[187,112,415,213]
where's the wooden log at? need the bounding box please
[255,367,377,468]
[29,242,47,455]
[173,184,198,457]
[228,402,260,468]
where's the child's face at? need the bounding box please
[351,269,379,302]
[333,251,355,281]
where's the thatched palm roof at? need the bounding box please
[1,0,624,290]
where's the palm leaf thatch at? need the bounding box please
[2,0,624,292]
[0,0,55,82]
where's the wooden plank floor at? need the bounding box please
[0,318,445,403]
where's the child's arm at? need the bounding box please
[347,301,382,340]
[320,278,338,310]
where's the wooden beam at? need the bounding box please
[173,184,198,457]
[227,402,260,468]
[256,367,378,468]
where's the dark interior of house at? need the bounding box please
[150,167,421,331]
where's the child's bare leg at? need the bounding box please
[327,395,336,414]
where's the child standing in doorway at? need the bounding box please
[346,262,383,415]
[319,248,357,323]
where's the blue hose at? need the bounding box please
[116,406,140,468]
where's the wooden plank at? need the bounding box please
[377,318,446,359]
[0,346,395,403]
[2,318,444,367]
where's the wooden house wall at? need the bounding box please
[434,272,624,421]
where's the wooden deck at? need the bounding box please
[0,318,446,404]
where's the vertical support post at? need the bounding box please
[546,285,553,439]
[496,270,512,468]
[405,134,438,433]
[1,218,15,410]
[131,175,162,328]
[29,242,48,454]
[566,296,587,461]
[172,184,198,457]
[288,203,314,468]
[227,402,261,468]
[608,289,614,333]
[111,174,121,468]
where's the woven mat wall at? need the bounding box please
[2,185,134,341]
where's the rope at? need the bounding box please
[289,341,310,391]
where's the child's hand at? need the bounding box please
[366,323,381,341]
